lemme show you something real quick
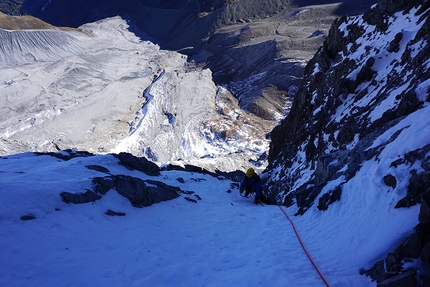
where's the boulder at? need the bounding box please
[113,176,181,207]
[363,260,386,283]
[60,190,102,204]
[383,174,397,189]
[317,185,342,211]
[105,210,126,216]
[62,174,182,207]
[92,177,115,195]
[113,153,160,176]
[385,252,402,274]
[20,215,36,221]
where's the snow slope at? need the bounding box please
[1,151,417,286]
[260,1,430,283]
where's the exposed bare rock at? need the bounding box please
[264,0,430,284]
[265,0,430,210]
[0,12,55,30]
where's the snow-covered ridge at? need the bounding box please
[265,0,430,284]
[267,1,430,207]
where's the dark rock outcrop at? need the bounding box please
[377,269,419,287]
[61,175,182,207]
[113,152,160,176]
[85,165,110,174]
[381,158,430,282]
[383,174,397,189]
[36,149,94,161]
[20,214,36,221]
[112,176,181,208]
[162,163,245,182]
[364,200,430,285]
[37,150,187,207]
[60,189,102,204]
[105,210,126,216]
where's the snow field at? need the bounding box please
[1,153,329,287]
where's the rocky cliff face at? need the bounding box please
[265,0,430,284]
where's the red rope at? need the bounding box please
[278,205,330,287]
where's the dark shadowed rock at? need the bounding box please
[383,174,397,189]
[377,268,418,287]
[20,215,36,221]
[85,165,110,174]
[415,223,430,246]
[63,175,182,207]
[317,185,342,211]
[396,170,430,208]
[92,177,115,195]
[395,233,422,261]
[115,176,181,207]
[162,163,246,182]
[60,190,102,204]
[113,152,160,176]
[420,191,430,224]
[185,197,198,203]
[105,210,126,216]
[363,260,386,283]
[387,32,403,53]
[36,149,94,161]
[422,157,430,172]
[422,243,430,276]
[385,252,402,274]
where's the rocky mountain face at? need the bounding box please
[264,0,430,285]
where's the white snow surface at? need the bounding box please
[0,151,420,287]
[334,6,427,125]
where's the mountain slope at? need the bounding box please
[0,150,388,286]
[265,0,430,284]
[0,151,369,287]
[0,16,274,171]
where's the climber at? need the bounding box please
[239,168,266,204]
